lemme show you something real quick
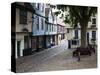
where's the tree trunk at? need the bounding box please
[80,22,88,47]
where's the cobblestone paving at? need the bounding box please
[31,50,97,72]
[16,39,97,73]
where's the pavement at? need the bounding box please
[16,39,97,73]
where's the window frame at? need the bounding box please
[41,18,44,30]
[35,3,40,10]
[92,31,96,40]
[74,30,78,39]
[92,18,96,24]
[36,16,39,30]
[20,9,27,24]
[41,4,44,12]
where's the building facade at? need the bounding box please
[87,15,97,45]
[31,3,46,52]
[14,2,34,58]
[12,2,66,58]
[45,4,58,48]
[66,15,97,49]
[57,19,66,45]
[31,3,66,51]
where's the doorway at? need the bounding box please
[17,41,21,57]
[87,33,89,45]
[24,36,29,49]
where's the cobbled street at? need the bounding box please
[16,39,97,73]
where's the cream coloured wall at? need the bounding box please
[15,8,33,58]
[66,29,74,40]
[58,34,61,45]
[16,33,32,58]
[16,8,32,32]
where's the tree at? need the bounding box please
[56,5,97,47]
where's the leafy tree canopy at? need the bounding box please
[56,5,97,28]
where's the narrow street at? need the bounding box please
[16,39,97,73]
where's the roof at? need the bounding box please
[13,2,35,12]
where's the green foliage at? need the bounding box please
[54,11,61,16]
[56,5,97,46]
[60,14,64,19]
[56,5,97,27]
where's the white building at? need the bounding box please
[66,15,97,49]
[14,2,34,58]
